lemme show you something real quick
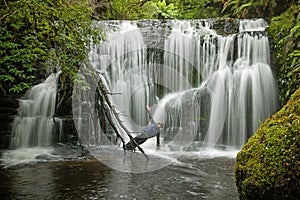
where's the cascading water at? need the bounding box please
[1,73,63,166]
[160,19,278,149]
[86,19,278,151]
[88,22,156,133]
[10,73,60,149]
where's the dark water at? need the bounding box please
[0,154,238,200]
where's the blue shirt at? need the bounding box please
[142,111,159,138]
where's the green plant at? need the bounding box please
[94,0,223,20]
[221,0,296,20]
[156,0,179,19]
[96,0,157,20]
[0,0,101,94]
[172,0,223,19]
[268,4,300,105]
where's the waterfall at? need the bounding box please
[88,22,155,133]
[10,73,60,149]
[160,19,277,149]
[82,19,278,150]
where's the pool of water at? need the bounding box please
[0,150,239,200]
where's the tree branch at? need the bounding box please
[97,78,148,159]
[111,107,148,159]
[96,88,126,147]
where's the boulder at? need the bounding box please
[235,88,300,200]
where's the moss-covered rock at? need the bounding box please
[235,87,300,200]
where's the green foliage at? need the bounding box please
[98,0,141,19]
[174,0,223,19]
[0,0,101,94]
[94,0,223,20]
[97,0,179,19]
[268,5,300,105]
[139,1,160,19]
[235,87,300,200]
[156,0,179,19]
[221,0,297,20]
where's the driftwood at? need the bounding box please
[96,75,148,159]
[110,106,148,159]
[95,90,125,145]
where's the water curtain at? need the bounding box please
[11,19,277,150]
[11,73,61,149]
[88,19,277,149]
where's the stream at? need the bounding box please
[0,151,238,200]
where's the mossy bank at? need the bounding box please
[235,88,300,200]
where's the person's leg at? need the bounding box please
[125,134,148,150]
[134,137,148,145]
[156,131,160,149]
[125,140,135,150]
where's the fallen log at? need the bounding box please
[96,77,148,159]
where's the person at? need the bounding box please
[125,105,163,151]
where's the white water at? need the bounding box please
[2,73,62,166]
[88,22,155,134]
[159,19,277,149]
[86,19,278,154]
[0,147,57,167]
[11,73,60,148]
[1,19,277,169]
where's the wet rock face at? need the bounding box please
[0,95,21,149]
[54,80,79,145]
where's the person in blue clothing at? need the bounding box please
[125,105,163,151]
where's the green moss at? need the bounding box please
[267,4,300,105]
[235,88,300,200]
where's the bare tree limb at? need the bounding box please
[96,88,126,148]
[97,78,148,159]
[111,107,148,159]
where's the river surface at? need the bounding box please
[0,149,238,200]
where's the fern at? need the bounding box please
[290,24,300,38]
[235,2,253,17]
[222,0,239,14]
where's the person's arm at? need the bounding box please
[146,105,155,123]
